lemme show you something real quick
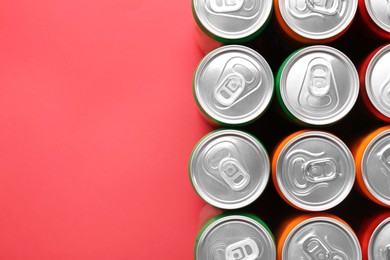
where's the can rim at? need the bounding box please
[365,0,390,33]
[365,44,390,119]
[193,45,274,125]
[278,0,357,40]
[192,0,273,40]
[282,216,362,259]
[362,129,390,206]
[195,215,276,259]
[276,131,356,211]
[368,216,390,259]
[279,45,359,126]
[189,129,270,209]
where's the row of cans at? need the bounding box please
[189,127,390,211]
[193,0,390,53]
[193,44,390,126]
[195,212,390,260]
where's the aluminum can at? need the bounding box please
[354,126,390,208]
[274,0,358,44]
[277,214,362,260]
[358,0,390,40]
[193,45,274,126]
[359,44,390,123]
[276,45,359,126]
[272,130,356,211]
[189,129,270,209]
[192,0,273,53]
[195,214,276,260]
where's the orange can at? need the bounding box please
[273,0,358,45]
[277,214,361,260]
[272,130,355,211]
[353,126,390,208]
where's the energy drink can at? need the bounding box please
[358,0,390,40]
[193,45,274,126]
[358,212,390,260]
[353,126,390,208]
[192,0,273,53]
[276,45,359,126]
[277,214,362,260]
[274,0,358,45]
[272,130,356,211]
[189,129,270,209]
[359,44,390,123]
[195,214,276,260]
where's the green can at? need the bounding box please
[276,45,359,126]
[194,214,276,260]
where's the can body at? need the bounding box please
[272,130,355,211]
[357,0,390,40]
[353,126,390,208]
[276,46,359,126]
[277,214,362,260]
[358,212,390,260]
[193,45,274,126]
[195,214,276,260]
[189,129,270,210]
[192,0,273,53]
[359,44,390,123]
[274,0,358,45]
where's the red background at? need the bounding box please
[0,0,210,259]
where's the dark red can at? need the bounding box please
[358,0,390,40]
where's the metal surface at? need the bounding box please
[366,44,390,119]
[189,130,270,209]
[362,129,390,206]
[278,0,357,40]
[368,217,390,260]
[365,0,390,33]
[282,217,362,260]
[194,45,274,125]
[196,215,276,260]
[275,131,355,211]
[279,46,359,125]
[193,0,273,40]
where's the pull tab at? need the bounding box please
[304,158,338,183]
[214,73,245,107]
[219,157,250,191]
[303,236,345,260]
[210,0,244,13]
[308,63,331,97]
[225,238,259,260]
[306,0,341,15]
[385,245,390,260]
[381,147,390,170]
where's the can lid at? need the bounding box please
[282,217,362,259]
[194,45,274,125]
[189,130,270,209]
[362,129,390,206]
[366,44,390,119]
[275,131,355,211]
[365,0,390,33]
[278,0,357,40]
[192,0,272,41]
[368,217,390,260]
[279,46,359,126]
[196,215,276,260]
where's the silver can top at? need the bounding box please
[365,0,390,33]
[366,44,390,119]
[279,46,359,126]
[282,217,362,260]
[196,215,276,260]
[194,45,274,125]
[368,217,390,260]
[278,0,357,40]
[275,131,355,211]
[189,130,270,209]
[193,0,273,41]
[362,128,390,206]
